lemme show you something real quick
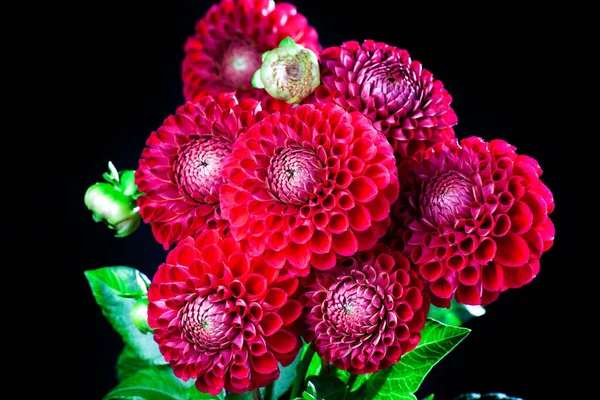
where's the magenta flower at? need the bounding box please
[309,40,457,160]
[219,103,399,276]
[148,229,303,395]
[388,137,555,306]
[301,243,430,374]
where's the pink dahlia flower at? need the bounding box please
[301,243,430,374]
[182,0,322,103]
[388,137,555,307]
[135,93,264,250]
[148,229,303,395]
[309,40,457,160]
[220,103,399,276]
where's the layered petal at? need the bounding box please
[220,103,399,276]
[148,230,302,394]
[300,243,430,374]
[387,137,555,307]
[307,40,457,160]
[182,0,322,104]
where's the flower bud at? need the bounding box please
[252,37,320,104]
[84,182,141,237]
[130,297,152,334]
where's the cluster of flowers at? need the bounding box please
[103,0,555,396]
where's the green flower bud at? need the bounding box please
[84,182,141,237]
[252,37,320,104]
[130,297,152,334]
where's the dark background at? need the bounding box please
[42,1,574,399]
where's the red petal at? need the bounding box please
[287,242,310,271]
[260,313,283,336]
[331,230,358,256]
[508,201,533,235]
[348,176,378,203]
[265,330,298,354]
[251,353,278,375]
[495,234,531,267]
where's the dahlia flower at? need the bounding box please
[388,137,555,307]
[135,93,264,250]
[309,40,457,159]
[182,0,321,103]
[219,103,399,276]
[148,229,303,395]
[301,243,430,374]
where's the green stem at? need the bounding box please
[289,346,315,399]
[252,388,261,400]
[264,381,273,400]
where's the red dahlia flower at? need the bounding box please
[301,243,429,374]
[388,137,555,307]
[135,93,263,250]
[182,0,321,103]
[309,40,457,159]
[220,103,399,276]
[148,229,303,395]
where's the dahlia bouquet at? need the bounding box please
[83,1,555,400]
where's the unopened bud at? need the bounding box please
[252,37,320,104]
[130,297,152,334]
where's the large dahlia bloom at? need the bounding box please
[309,40,457,159]
[220,103,399,276]
[301,243,429,374]
[388,137,555,307]
[148,229,303,395]
[182,0,321,103]
[135,93,263,250]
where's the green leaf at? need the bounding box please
[117,346,166,382]
[85,266,162,360]
[427,299,485,327]
[262,350,302,400]
[105,366,221,400]
[305,351,322,378]
[363,319,470,400]
[305,376,347,400]
[422,395,434,400]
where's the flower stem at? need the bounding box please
[321,357,330,375]
[252,388,261,400]
[289,346,315,399]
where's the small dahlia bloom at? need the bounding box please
[135,93,263,250]
[301,243,430,374]
[148,229,303,395]
[309,40,457,159]
[389,137,555,307]
[220,103,399,276]
[182,0,321,103]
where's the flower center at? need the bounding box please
[173,136,231,204]
[357,59,419,115]
[325,278,383,336]
[221,41,262,90]
[180,294,234,351]
[421,170,475,221]
[266,145,322,205]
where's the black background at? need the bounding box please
[41,1,575,399]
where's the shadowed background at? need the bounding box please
[51,1,570,399]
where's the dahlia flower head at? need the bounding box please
[301,242,430,374]
[309,40,458,160]
[148,229,303,395]
[135,93,269,250]
[182,0,322,104]
[219,102,399,277]
[388,137,555,307]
